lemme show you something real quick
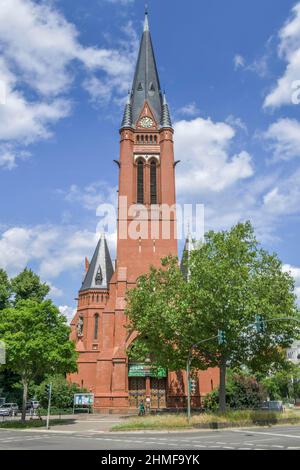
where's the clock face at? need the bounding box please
[139,117,153,128]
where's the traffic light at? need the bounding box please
[255,315,265,333]
[45,384,52,395]
[218,330,226,345]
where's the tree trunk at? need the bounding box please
[219,357,227,413]
[21,378,28,423]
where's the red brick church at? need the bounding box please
[69,12,218,412]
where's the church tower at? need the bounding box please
[69,12,218,412]
[117,12,177,279]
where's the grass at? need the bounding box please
[0,419,75,429]
[111,410,300,432]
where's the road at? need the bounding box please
[0,425,300,450]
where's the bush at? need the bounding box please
[34,375,86,410]
[204,372,267,411]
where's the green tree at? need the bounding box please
[261,364,300,401]
[0,269,11,310]
[126,222,300,412]
[0,299,77,421]
[11,268,50,304]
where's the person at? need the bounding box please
[138,400,145,416]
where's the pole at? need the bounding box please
[46,383,52,430]
[187,352,191,423]
[186,335,218,423]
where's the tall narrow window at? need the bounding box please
[94,314,99,340]
[137,160,144,204]
[150,160,157,204]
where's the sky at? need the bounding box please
[0,0,300,321]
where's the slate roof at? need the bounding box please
[80,234,114,292]
[120,13,172,130]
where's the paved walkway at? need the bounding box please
[1,413,127,433]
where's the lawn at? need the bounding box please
[111,410,300,432]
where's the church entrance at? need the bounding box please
[128,364,167,410]
[128,377,147,408]
[150,377,167,409]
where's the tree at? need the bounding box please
[0,269,11,310]
[126,256,191,371]
[0,299,77,421]
[11,268,50,304]
[126,222,300,412]
[261,364,300,401]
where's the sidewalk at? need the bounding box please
[0,413,127,433]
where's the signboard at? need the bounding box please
[74,393,94,406]
[128,363,167,378]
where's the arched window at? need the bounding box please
[94,314,99,340]
[150,160,157,204]
[137,160,144,204]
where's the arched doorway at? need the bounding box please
[128,363,167,410]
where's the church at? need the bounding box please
[69,12,219,412]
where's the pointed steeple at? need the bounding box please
[121,11,172,129]
[161,92,172,128]
[144,9,149,32]
[80,234,114,291]
[121,91,133,129]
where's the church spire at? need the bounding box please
[80,234,114,291]
[120,11,172,129]
[144,9,149,32]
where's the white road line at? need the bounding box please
[233,429,300,440]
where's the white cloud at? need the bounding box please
[0,0,137,169]
[61,181,117,211]
[177,102,200,117]
[263,168,300,216]
[234,54,245,70]
[264,3,300,108]
[47,282,63,299]
[226,115,248,134]
[174,117,253,195]
[59,305,76,324]
[0,225,98,278]
[263,118,300,161]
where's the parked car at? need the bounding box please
[0,403,19,416]
[26,400,40,410]
[261,400,284,412]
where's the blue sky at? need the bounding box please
[0,0,300,320]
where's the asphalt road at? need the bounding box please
[0,426,300,450]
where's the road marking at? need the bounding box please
[233,429,300,439]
